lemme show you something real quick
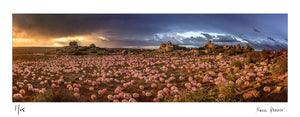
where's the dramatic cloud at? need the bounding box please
[267,37,276,42]
[13,14,287,49]
[253,28,261,33]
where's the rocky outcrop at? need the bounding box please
[235,44,242,49]
[69,40,78,47]
[244,43,250,49]
[203,40,218,48]
[201,41,254,54]
[56,41,101,55]
[158,41,181,52]
[243,43,254,51]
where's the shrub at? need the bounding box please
[200,59,212,63]
[226,73,237,81]
[244,50,274,63]
[198,47,205,50]
[230,60,243,68]
[33,89,86,102]
[224,50,236,56]
[90,50,98,53]
[177,46,187,50]
[244,51,261,63]
[163,88,217,102]
[271,58,287,75]
[44,52,52,54]
[217,82,240,99]
[260,49,273,60]
[71,50,88,55]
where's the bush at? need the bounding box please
[200,59,212,63]
[90,50,98,53]
[163,88,218,102]
[33,89,86,102]
[271,58,287,76]
[244,50,274,63]
[217,82,240,99]
[71,50,88,55]
[224,50,236,56]
[163,83,241,102]
[260,49,273,60]
[230,60,243,68]
[244,51,261,63]
[226,73,237,81]
[198,47,205,50]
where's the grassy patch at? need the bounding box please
[33,89,86,102]
[230,60,244,68]
[217,82,240,99]
[271,58,287,76]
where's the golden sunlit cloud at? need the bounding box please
[54,36,84,42]
[97,36,109,41]
[12,34,111,47]
[12,24,113,47]
[13,38,56,47]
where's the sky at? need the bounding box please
[12,14,287,49]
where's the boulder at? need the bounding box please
[158,41,181,52]
[235,44,242,49]
[223,45,230,50]
[203,40,213,48]
[244,43,250,50]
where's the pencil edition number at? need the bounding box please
[15,104,25,115]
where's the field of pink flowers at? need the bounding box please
[12,48,287,102]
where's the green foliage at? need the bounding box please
[163,83,241,102]
[260,49,273,60]
[163,88,218,102]
[217,82,240,99]
[224,50,236,56]
[271,58,288,75]
[244,50,274,63]
[198,47,205,50]
[244,51,261,63]
[71,50,88,55]
[230,60,244,68]
[200,58,212,63]
[44,52,52,54]
[90,50,98,53]
[33,89,86,102]
[226,73,237,81]
[177,46,187,50]
[245,57,252,64]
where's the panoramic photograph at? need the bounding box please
[12,14,287,102]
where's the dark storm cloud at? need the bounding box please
[201,33,213,39]
[253,28,261,33]
[13,14,176,40]
[213,35,240,42]
[267,37,275,42]
[13,14,287,48]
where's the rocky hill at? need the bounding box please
[56,41,102,55]
[158,41,186,52]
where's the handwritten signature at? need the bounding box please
[256,106,285,113]
[15,104,25,115]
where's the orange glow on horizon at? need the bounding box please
[13,36,86,47]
